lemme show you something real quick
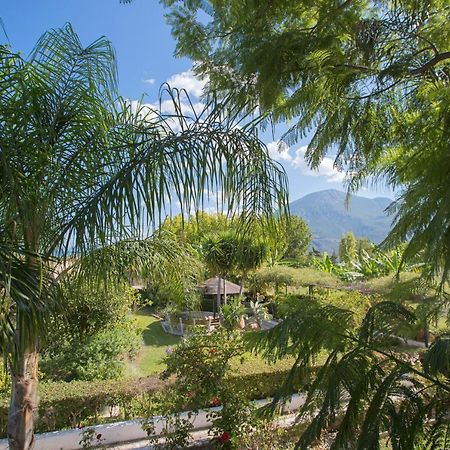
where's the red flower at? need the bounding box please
[209,348,216,354]
[96,433,103,440]
[218,431,230,443]
[212,397,220,406]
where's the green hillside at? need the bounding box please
[290,189,393,252]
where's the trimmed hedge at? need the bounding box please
[0,367,312,437]
[0,377,168,437]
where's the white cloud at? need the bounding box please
[292,146,345,183]
[144,78,156,85]
[266,141,292,162]
[159,98,204,116]
[166,70,207,98]
[128,100,158,120]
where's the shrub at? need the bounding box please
[0,363,315,438]
[41,326,142,381]
[45,282,137,351]
[142,328,314,448]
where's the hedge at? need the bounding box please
[0,367,313,437]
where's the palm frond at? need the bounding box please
[54,87,288,257]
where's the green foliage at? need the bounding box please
[0,21,288,442]
[282,216,311,261]
[249,299,271,327]
[311,252,338,275]
[339,232,357,263]
[0,19,289,362]
[276,291,372,325]
[48,281,136,345]
[42,326,142,382]
[162,0,450,283]
[423,335,450,378]
[249,265,340,299]
[250,292,450,448]
[40,279,141,382]
[149,328,295,448]
[221,297,245,332]
[144,328,244,447]
[0,363,311,437]
[161,213,231,248]
[202,231,241,278]
[79,428,106,450]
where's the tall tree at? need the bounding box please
[202,231,238,310]
[339,231,357,263]
[0,25,288,449]
[282,216,311,261]
[161,0,450,282]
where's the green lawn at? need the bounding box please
[126,308,181,377]
[127,308,295,377]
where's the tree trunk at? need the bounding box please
[223,278,227,305]
[8,350,38,450]
[216,276,222,314]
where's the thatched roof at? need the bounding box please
[202,277,242,295]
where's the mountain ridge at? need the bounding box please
[290,189,393,253]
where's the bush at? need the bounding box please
[0,366,314,437]
[143,328,309,448]
[41,281,142,382]
[45,282,137,351]
[41,326,142,381]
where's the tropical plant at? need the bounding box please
[311,253,341,275]
[160,212,230,248]
[249,299,271,328]
[221,296,246,332]
[234,236,268,294]
[39,278,141,381]
[202,231,240,310]
[145,327,268,449]
[249,297,450,449]
[0,24,288,448]
[41,325,141,381]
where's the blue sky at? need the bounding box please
[2,0,392,202]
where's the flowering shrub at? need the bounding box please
[78,427,106,450]
[140,327,279,448]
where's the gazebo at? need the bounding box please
[202,277,243,317]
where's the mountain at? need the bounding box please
[290,189,393,253]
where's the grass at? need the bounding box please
[127,307,296,377]
[126,308,180,377]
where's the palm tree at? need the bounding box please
[0,25,288,449]
[202,231,238,312]
[250,298,450,449]
[235,237,267,295]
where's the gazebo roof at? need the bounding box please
[202,277,242,295]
